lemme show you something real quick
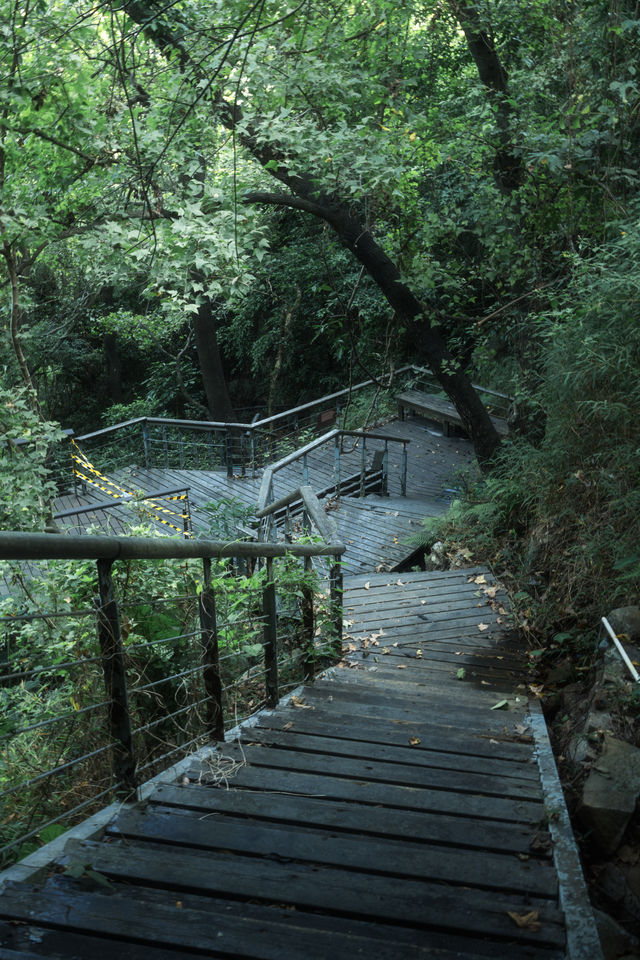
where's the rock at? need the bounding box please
[606,606,640,642]
[578,733,640,855]
[586,709,616,736]
[593,908,640,960]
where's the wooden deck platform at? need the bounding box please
[0,569,593,958]
[53,418,475,574]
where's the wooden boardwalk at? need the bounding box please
[0,569,577,958]
[53,417,475,574]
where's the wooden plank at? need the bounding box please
[185,756,543,823]
[0,881,560,960]
[111,805,557,897]
[150,782,545,855]
[257,703,536,761]
[224,735,540,799]
[245,721,540,780]
[60,839,566,948]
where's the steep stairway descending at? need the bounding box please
[0,568,601,959]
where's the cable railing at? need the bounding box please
[255,429,410,542]
[65,368,422,485]
[0,527,344,868]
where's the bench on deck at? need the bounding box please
[396,389,509,438]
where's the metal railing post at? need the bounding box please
[262,557,279,707]
[334,435,341,497]
[303,452,309,486]
[302,554,315,678]
[162,425,168,469]
[401,441,407,497]
[382,441,389,495]
[225,430,233,478]
[96,558,137,796]
[141,420,151,469]
[199,558,224,740]
[359,437,366,498]
[329,556,343,657]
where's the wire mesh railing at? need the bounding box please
[0,530,344,869]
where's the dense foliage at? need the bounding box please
[0,0,638,728]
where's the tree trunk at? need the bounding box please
[451,1,523,194]
[192,300,235,422]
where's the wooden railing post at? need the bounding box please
[96,559,137,796]
[262,557,279,707]
[199,558,224,741]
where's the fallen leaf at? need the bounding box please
[507,910,540,932]
[484,586,498,599]
[478,623,489,631]
[491,699,509,711]
[364,581,370,590]
[474,575,487,585]
[517,853,530,861]
[392,642,399,647]
[416,649,423,659]
[456,667,466,680]
[397,664,407,670]
[282,721,294,730]
[529,684,544,698]
[480,680,490,686]
[291,696,314,710]
[382,647,391,655]
[409,737,421,746]
[397,579,405,586]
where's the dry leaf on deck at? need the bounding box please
[282,721,294,730]
[364,581,371,590]
[416,649,423,659]
[474,575,487,585]
[478,623,489,632]
[409,737,421,746]
[291,696,314,710]
[397,664,407,670]
[507,910,541,932]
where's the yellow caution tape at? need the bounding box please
[71,440,192,538]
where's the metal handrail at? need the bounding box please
[73,369,417,445]
[601,617,640,683]
[0,531,344,562]
[53,486,190,520]
[256,428,411,514]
